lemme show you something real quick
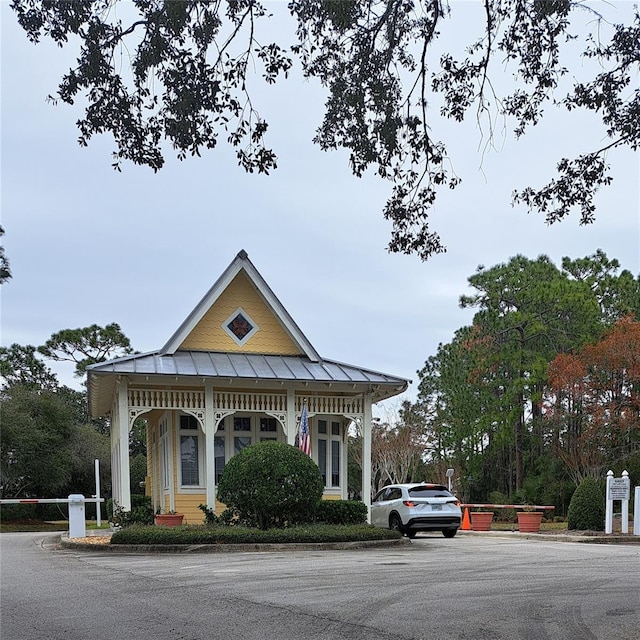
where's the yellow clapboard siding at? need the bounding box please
[174,494,207,525]
[179,272,302,354]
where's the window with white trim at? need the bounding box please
[316,419,341,488]
[179,415,204,488]
[160,418,170,491]
[233,415,252,454]
[214,415,285,484]
[214,417,226,483]
[260,417,278,442]
[222,308,259,346]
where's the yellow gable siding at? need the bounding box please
[179,272,303,355]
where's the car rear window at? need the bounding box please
[408,486,453,498]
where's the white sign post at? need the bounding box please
[446,468,454,492]
[605,470,630,534]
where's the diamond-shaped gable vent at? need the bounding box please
[222,308,258,346]
[228,313,253,340]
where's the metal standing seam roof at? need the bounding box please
[87,350,410,386]
[86,252,412,418]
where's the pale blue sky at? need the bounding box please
[1,2,638,406]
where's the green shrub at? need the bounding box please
[111,523,401,545]
[216,441,324,529]
[198,503,218,525]
[108,495,154,527]
[487,491,515,522]
[0,504,43,522]
[0,502,70,522]
[315,500,367,525]
[129,454,147,495]
[567,477,605,531]
[198,504,246,527]
[106,494,152,519]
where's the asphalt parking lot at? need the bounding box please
[1,531,639,640]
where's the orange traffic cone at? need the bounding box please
[461,507,471,531]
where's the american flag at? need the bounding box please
[298,403,311,456]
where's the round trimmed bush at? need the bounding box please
[567,476,605,531]
[216,441,324,529]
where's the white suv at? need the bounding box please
[371,483,462,538]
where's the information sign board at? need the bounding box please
[608,477,630,501]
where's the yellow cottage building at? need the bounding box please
[87,251,410,523]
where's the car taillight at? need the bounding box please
[403,500,416,507]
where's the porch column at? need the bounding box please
[204,385,216,509]
[286,388,296,446]
[341,421,349,500]
[110,435,120,508]
[362,393,373,522]
[117,381,131,511]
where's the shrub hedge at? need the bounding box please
[567,476,605,531]
[216,441,324,529]
[197,499,367,527]
[111,524,401,545]
[314,500,367,525]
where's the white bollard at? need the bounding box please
[605,471,614,534]
[621,471,629,534]
[635,487,640,536]
[68,494,86,538]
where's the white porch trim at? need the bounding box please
[204,385,216,509]
[117,381,131,511]
[116,387,375,514]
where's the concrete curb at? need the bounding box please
[58,534,413,553]
[458,530,640,544]
[57,531,639,553]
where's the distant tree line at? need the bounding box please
[352,251,639,514]
[2,252,638,519]
[0,324,145,519]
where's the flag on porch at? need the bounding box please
[298,401,311,456]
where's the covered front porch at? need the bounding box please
[111,383,374,523]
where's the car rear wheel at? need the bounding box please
[442,528,457,538]
[389,513,404,534]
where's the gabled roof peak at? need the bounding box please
[160,251,321,361]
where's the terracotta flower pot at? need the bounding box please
[470,511,494,531]
[517,511,543,533]
[154,513,184,527]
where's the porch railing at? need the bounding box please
[128,388,205,410]
[128,388,363,416]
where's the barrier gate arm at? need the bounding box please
[0,496,105,538]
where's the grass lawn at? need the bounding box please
[491,521,568,531]
[0,520,111,533]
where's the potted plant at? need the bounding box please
[154,509,184,526]
[470,509,494,531]
[517,507,543,533]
